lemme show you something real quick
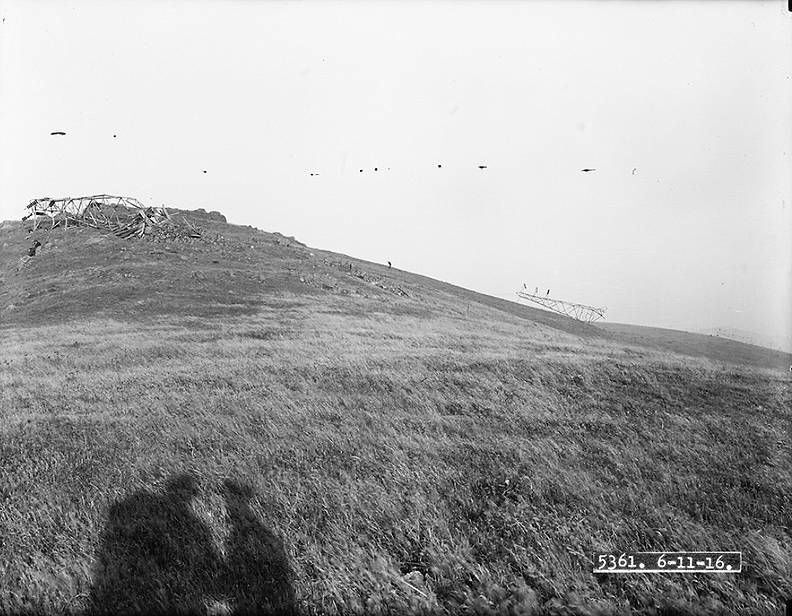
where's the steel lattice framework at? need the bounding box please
[516,290,606,323]
[23,195,171,238]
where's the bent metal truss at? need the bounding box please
[23,195,171,238]
[516,289,606,324]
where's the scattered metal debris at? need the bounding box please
[180,217,203,239]
[23,195,172,238]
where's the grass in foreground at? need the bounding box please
[1,292,790,615]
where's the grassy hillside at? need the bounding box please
[1,212,790,615]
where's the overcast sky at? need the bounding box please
[1,0,790,347]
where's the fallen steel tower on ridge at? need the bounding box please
[23,195,172,238]
[516,289,606,323]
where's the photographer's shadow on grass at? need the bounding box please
[88,474,296,615]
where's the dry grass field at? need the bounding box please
[0,212,790,615]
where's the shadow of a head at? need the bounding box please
[166,473,201,500]
[222,478,255,501]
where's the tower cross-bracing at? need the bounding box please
[516,289,606,323]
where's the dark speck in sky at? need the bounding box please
[203,170,207,174]
[581,168,596,172]
[438,164,442,168]
[50,131,66,136]
[374,167,378,171]
[478,165,487,169]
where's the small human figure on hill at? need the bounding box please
[546,289,550,296]
[387,261,392,269]
[28,240,41,257]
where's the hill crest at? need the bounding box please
[1,210,790,372]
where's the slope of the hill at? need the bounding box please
[598,323,792,372]
[698,327,792,355]
[0,212,790,616]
